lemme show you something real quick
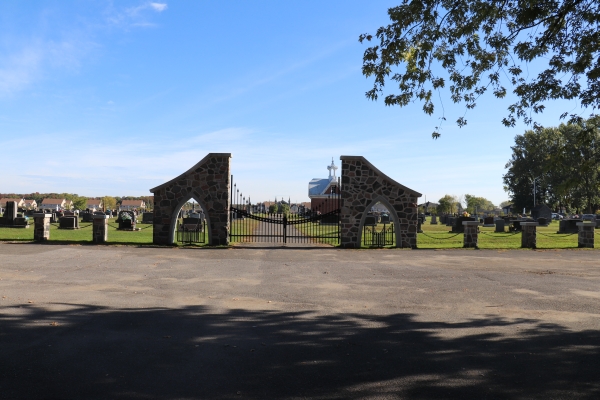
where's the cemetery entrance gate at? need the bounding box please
[229,176,341,245]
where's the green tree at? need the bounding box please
[103,196,117,211]
[278,203,290,215]
[437,194,459,214]
[72,196,87,210]
[268,204,278,214]
[464,194,495,213]
[503,117,600,212]
[360,1,600,137]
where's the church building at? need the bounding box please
[308,159,340,213]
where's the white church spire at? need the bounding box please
[327,157,338,180]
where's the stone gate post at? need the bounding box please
[577,221,595,248]
[520,222,538,248]
[33,213,51,241]
[462,221,479,248]
[93,215,109,243]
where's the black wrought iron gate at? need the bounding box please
[229,175,340,245]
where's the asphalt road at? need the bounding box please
[0,243,599,399]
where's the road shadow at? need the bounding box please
[0,305,598,399]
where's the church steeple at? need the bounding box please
[327,157,338,180]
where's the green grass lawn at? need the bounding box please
[0,217,594,249]
[0,218,156,246]
[417,220,582,249]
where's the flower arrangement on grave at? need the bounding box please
[462,211,470,218]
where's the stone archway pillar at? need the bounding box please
[150,153,231,246]
[340,156,421,248]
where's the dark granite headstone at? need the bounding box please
[142,212,154,223]
[532,204,552,221]
[59,216,79,229]
[364,215,377,226]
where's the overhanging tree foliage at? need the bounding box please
[503,116,600,212]
[360,0,600,138]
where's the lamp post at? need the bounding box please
[533,176,540,207]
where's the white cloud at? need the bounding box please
[0,46,43,94]
[0,36,94,96]
[150,3,168,12]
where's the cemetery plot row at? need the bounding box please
[0,219,164,246]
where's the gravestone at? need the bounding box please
[117,211,136,230]
[59,216,79,229]
[532,204,552,221]
[1,201,16,225]
[430,215,437,224]
[142,212,154,224]
[537,217,548,226]
[364,215,377,226]
[380,214,390,224]
[81,212,94,223]
[483,216,494,226]
[558,219,580,234]
[452,217,475,233]
[495,219,505,233]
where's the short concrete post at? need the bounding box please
[92,215,109,243]
[463,221,479,248]
[577,222,595,248]
[33,213,51,241]
[495,219,505,233]
[430,215,438,225]
[520,222,538,248]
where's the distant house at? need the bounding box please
[86,199,103,212]
[418,202,439,213]
[502,204,513,214]
[290,202,311,214]
[22,199,37,210]
[40,199,73,211]
[120,200,145,211]
[0,198,24,208]
[308,159,340,213]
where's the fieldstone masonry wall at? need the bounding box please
[340,156,421,248]
[521,222,538,248]
[150,153,231,245]
[33,214,50,241]
[577,222,595,248]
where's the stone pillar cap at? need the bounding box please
[93,215,110,219]
[33,213,52,217]
[576,222,595,226]
[520,222,539,226]
[462,221,480,226]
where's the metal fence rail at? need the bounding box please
[229,175,340,245]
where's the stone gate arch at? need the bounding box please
[340,156,421,248]
[150,153,231,245]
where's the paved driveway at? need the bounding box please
[0,244,599,399]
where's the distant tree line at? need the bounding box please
[434,194,496,215]
[503,117,600,213]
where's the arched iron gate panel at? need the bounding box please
[229,175,340,245]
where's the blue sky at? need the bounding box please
[0,1,585,205]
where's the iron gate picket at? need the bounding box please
[176,218,206,244]
[229,175,340,244]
